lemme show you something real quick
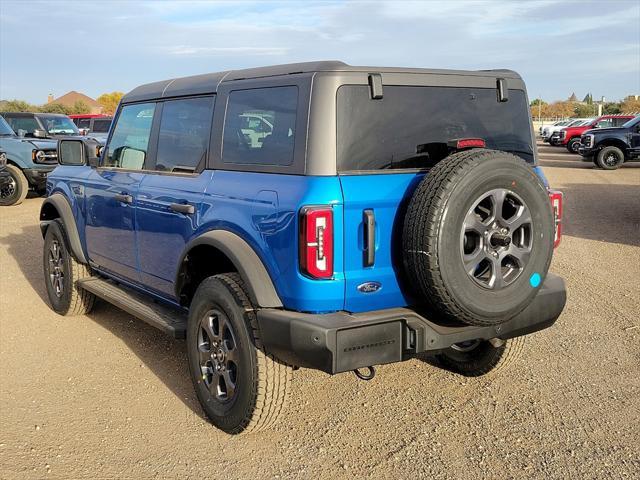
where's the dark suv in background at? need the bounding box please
[1,112,80,139]
[579,115,640,169]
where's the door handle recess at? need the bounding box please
[114,193,133,204]
[170,203,195,215]
[363,209,375,267]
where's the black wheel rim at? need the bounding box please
[48,239,65,297]
[197,309,239,402]
[570,141,580,153]
[604,152,621,167]
[451,339,481,352]
[0,176,16,200]
[460,188,533,290]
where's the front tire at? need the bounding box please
[436,337,526,377]
[0,165,28,206]
[596,146,624,170]
[566,138,581,154]
[187,273,292,434]
[43,220,95,315]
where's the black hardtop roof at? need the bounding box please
[1,111,68,117]
[122,61,522,103]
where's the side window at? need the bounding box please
[222,86,297,166]
[596,119,613,128]
[154,96,214,173]
[614,118,629,127]
[92,119,111,133]
[77,119,91,129]
[5,116,39,134]
[104,103,155,170]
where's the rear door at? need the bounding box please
[135,96,215,298]
[337,83,536,313]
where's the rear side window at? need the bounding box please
[77,119,91,129]
[337,85,535,171]
[222,86,297,166]
[92,119,111,133]
[104,103,155,170]
[154,97,214,173]
[613,117,630,126]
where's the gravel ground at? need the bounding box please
[1,142,639,479]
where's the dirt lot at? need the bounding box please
[1,142,639,479]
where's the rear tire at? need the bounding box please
[0,165,28,206]
[187,273,292,434]
[403,149,555,326]
[43,220,95,316]
[596,146,624,170]
[436,336,526,377]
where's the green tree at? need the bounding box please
[97,91,124,115]
[0,99,40,112]
[602,102,622,115]
[70,100,90,114]
[574,103,596,117]
[530,98,547,107]
[40,102,70,114]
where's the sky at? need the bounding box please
[0,0,639,104]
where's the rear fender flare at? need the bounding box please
[39,194,88,264]
[176,230,282,308]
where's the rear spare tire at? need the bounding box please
[403,149,554,326]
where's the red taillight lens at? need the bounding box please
[548,189,563,248]
[300,206,333,279]
[456,138,486,149]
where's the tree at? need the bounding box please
[620,96,640,114]
[530,98,547,107]
[40,102,69,114]
[0,99,40,112]
[602,102,622,115]
[70,100,90,114]
[97,92,124,115]
[574,103,596,117]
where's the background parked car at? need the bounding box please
[1,112,80,139]
[579,115,640,169]
[69,114,113,142]
[540,120,570,138]
[558,114,635,153]
[549,119,593,145]
[544,118,591,143]
[0,115,58,205]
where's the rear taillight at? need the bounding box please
[299,206,333,279]
[449,138,486,149]
[548,190,563,248]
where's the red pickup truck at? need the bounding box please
[559,115,635,153]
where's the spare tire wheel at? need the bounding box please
[402,149,554,326]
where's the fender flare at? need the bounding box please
[177,230,283,308]
[39,194,88,264]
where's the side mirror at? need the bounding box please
[32,129,48,138]
[58,138,100,166]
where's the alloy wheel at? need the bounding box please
[460,188,533,290]
[48,240,65,297]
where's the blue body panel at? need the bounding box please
[47,162,548,315]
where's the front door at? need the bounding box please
[84,102,157,283]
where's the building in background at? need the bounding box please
[47,91,102,114]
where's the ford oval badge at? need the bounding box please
[357,281,382,294]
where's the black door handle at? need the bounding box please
[114,193,132,204]
[363,209,375,267]
[170,203,195,215]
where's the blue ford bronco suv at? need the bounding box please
[41,62,566,434]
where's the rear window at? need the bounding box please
[337,85,534,172]
[92,119,111,133]
[222,86,297,166]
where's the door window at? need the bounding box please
[104,103,155,170]
[154,97,214,173]
[222,86,297,166]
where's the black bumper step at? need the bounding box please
[257,273,567,374]
[78,277,187,339]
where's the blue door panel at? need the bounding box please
[84,169,143,283]
[136,171,212,297]
[339,173,424,312]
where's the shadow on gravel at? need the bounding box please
[561,183,640,247]
[0,224,203,418]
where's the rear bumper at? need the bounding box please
[258,273,566,374]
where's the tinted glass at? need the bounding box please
[613,117,630,126]
[77,119,91,129]
[337,86,534,171]
[595,119,613,128]
[4,116,39,134]
[223,86,297,166]
[39,115,79,134]
[622,116,640,128]
[104,103,155,170]
[155,97,214,173]
[0,116,14,136]
[92,119,111,133]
